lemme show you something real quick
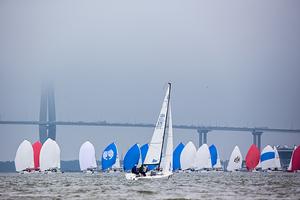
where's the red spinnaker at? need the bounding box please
[291,146,300,172]
[245,144,260,171]
[32,141,42,169]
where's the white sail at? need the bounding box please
[288,146,297,171]
[180,141,197,170]
[227,146,242,171]
[15,140,34,172]
[273,146,281,170]
[79,141,97,171]
[194,144,212,170]
[144,84,170,165]
[112,148,121,169]
[40,138,61,171]
[261,145,276,170]
[163,104,173,173]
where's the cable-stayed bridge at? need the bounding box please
[0,84,299,150]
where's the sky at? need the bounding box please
[0,0,300,161]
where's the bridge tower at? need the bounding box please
[39,84,56,143]
[197,129,210,147]
[252,130,263,150]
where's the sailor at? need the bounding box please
[139,164,147,176]
[131,164,139,175]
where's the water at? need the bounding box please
[0,172,299,200]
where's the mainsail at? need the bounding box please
[143,84,171,166]
[15,140,34,172]
[79,141,97,171]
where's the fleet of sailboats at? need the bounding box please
[13,83,300,177]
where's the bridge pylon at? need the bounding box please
[252,130,263,150]
[39,83,56,143]
[197,129,210,147]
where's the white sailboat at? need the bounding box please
[40,138,61,172]
[194,144,212,171]
[180,141,197,170]
[79,141,97,173]
[261,145,276,171]
[273,146,282,171]
[227,146,242,172]
[125,83,173,180]
[15,140,34,173]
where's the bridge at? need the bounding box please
[1,84,299,150]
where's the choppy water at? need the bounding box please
[0,172,299,200]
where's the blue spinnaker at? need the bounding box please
[209,144,218,167]
[101,142,117,171]
[173,143,185,171]
[123,144,140,171]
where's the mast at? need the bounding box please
[158,83,171,168]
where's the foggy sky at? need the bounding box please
[1,0,300,161]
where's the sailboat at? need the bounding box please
[245,144,260,171]
[194,144,212,171]
[260,145,276,171]
[32,141,42,172]
[288,146,300,172]
[273,146,282,171]
[209,144,222,171]
[180,141,197,171]
[227,146,242,172]
[101,142,118,172]
[125,83,173,180]
[173,143,185,171]
[15,140,34,173]
[39,138,61,173]
[79,141,97,173]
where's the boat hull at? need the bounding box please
[125,172,172,180]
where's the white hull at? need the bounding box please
[125,172,172,180]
